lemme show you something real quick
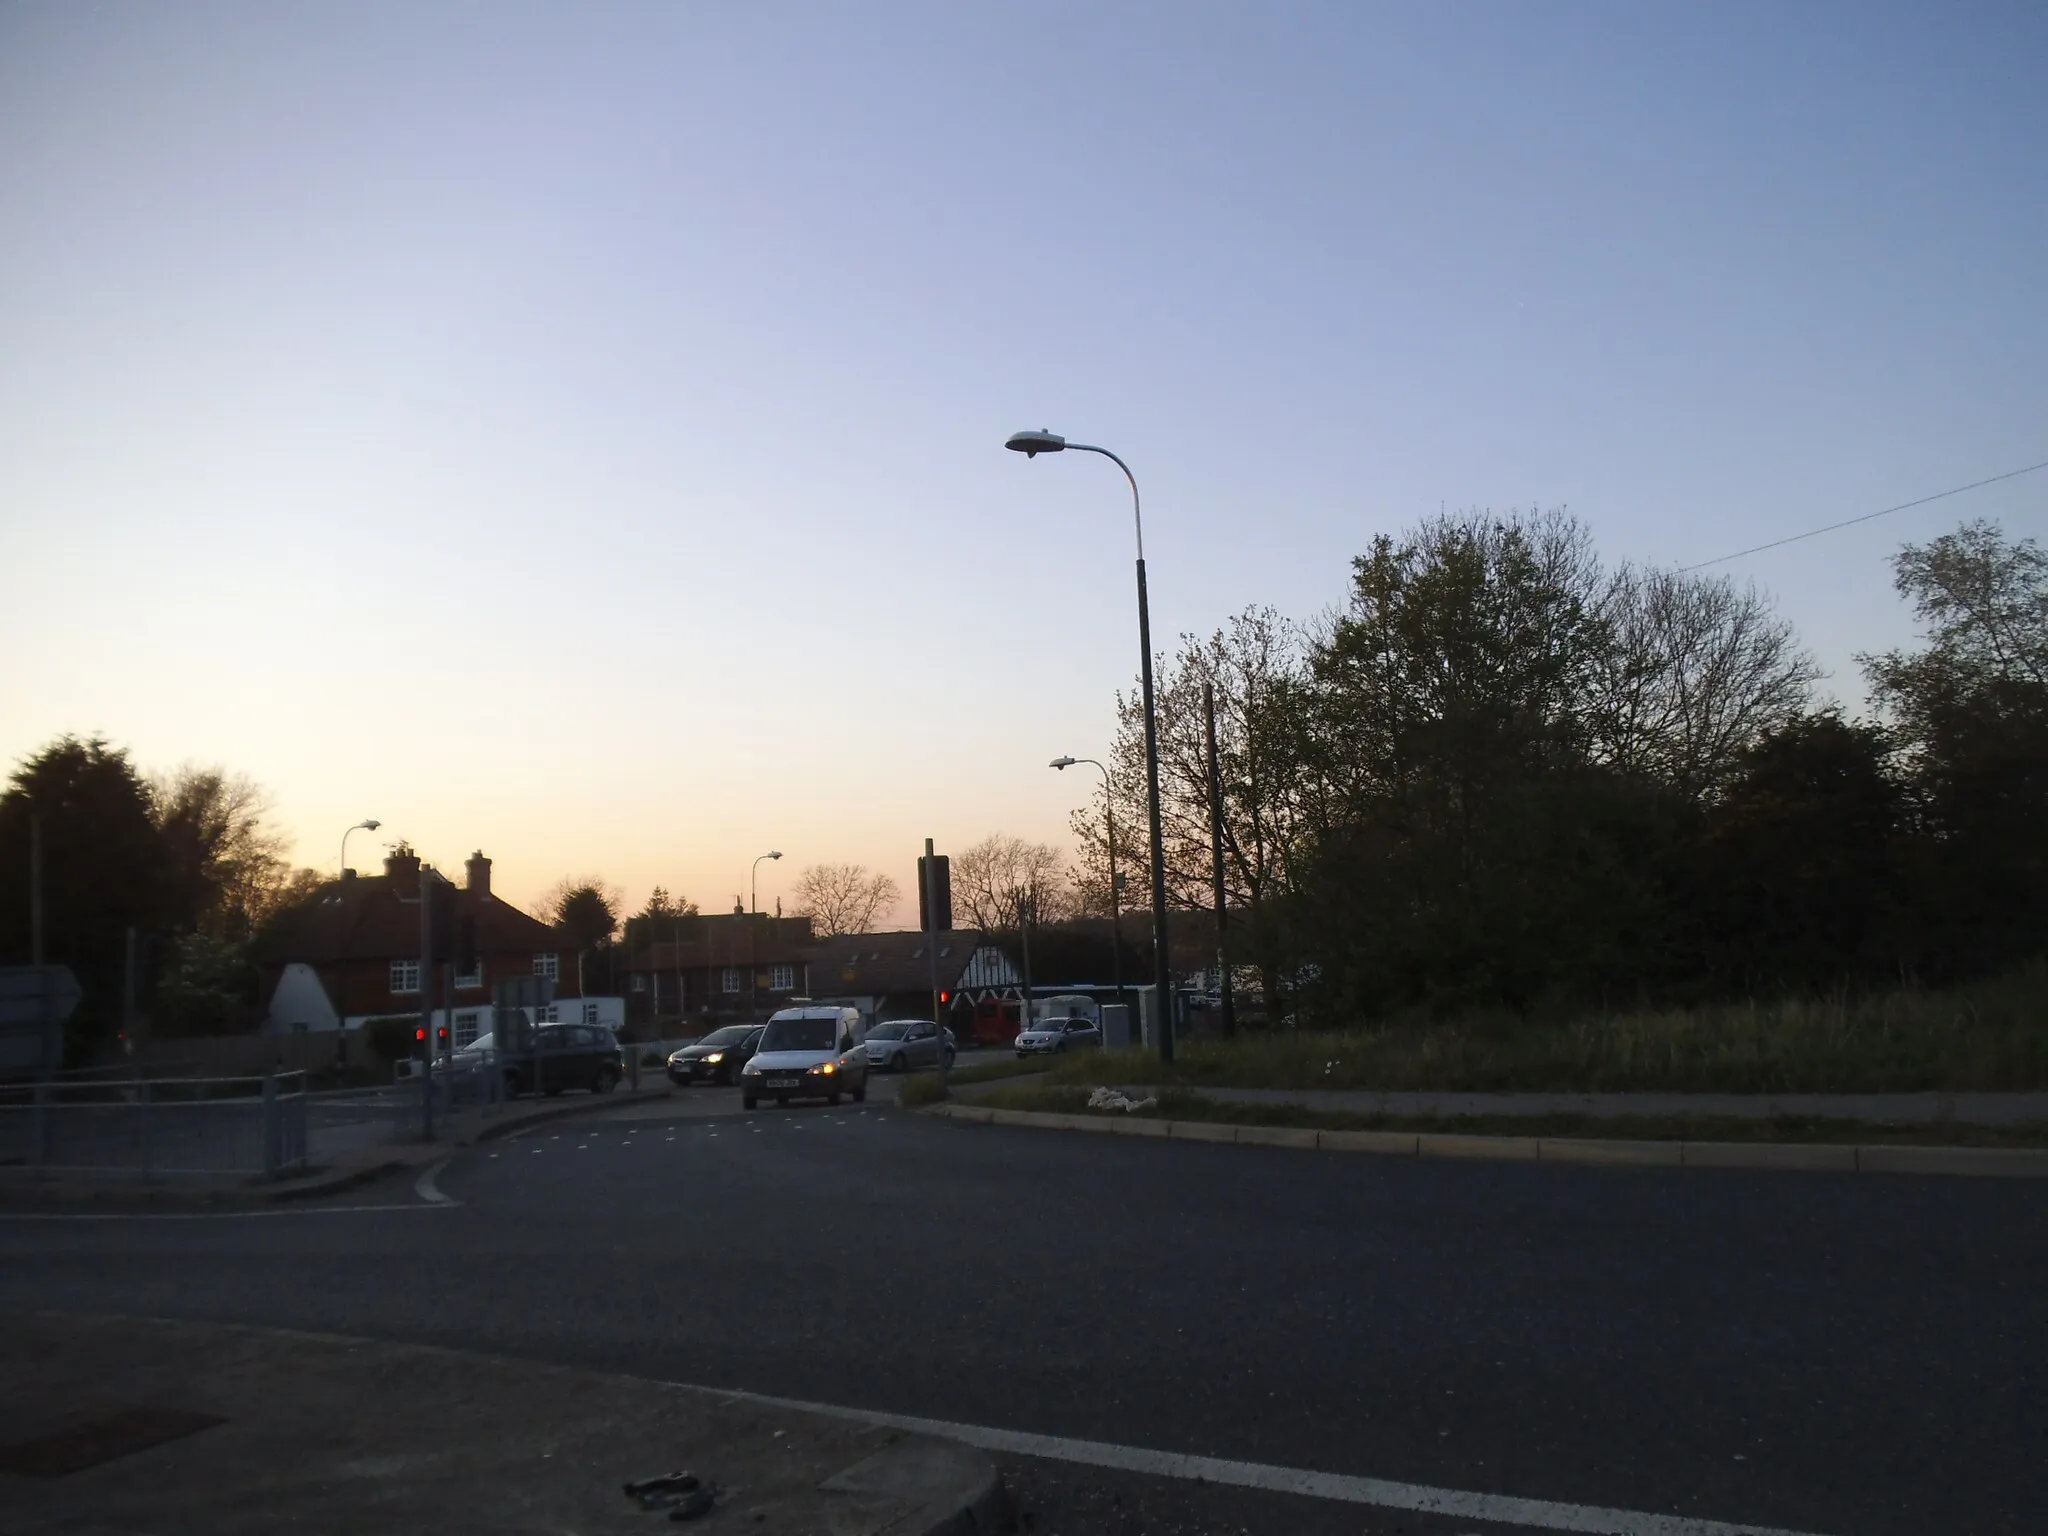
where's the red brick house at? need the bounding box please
[620,909,815,1028]
[258,849,579,1038]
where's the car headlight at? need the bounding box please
[705,1052,724,1064]
[741,1061,761,1075]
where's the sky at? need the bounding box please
[3,1,2044,924]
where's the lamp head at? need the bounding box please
[362,819,381,831]
[768,850,782,860]
[1005,430,1066,459]
[1049,757,1076,770]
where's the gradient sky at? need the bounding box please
[4,2,2044,924]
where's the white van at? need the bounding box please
[741,1006,868,1109]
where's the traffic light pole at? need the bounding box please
[924,838,946,1096]
[418,864,434,1141]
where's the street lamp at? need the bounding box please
[1051,757,1126,1027]
[749,851,782,1023]
[1010,431,1174,1063]
[339,819,381,879]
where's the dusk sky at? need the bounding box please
[4,2,2043,924]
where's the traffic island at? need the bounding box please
[0,1312,1011,1536]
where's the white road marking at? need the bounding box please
[706,1386,1831,1536]
[414,1159,456,1205]
[0,1203,450,1222]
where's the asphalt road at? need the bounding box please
[2,1089,2043,1535]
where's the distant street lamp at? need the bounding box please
[1009,430,1174,1063]
[749,850,783,1023]
[339,819,382,879]
[1051,756,1126,1024]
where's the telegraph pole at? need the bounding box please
[1204,681,1236,1038]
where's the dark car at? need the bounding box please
[502,1024,624,1097]
[667,1025,763,1086]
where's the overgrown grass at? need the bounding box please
[975,1083,2048,1147]
[1043,967,2048,1094]
[898,1057,1046,1108]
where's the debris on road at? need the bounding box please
[1087,1087,1159,1113]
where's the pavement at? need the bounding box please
[0,1311,1007,1535]
[2,1082,2044,1534]
[1095,1083,2048,1126]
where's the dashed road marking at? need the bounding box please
[414,1159,456,1205]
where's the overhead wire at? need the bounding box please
[1675,458,2048,573]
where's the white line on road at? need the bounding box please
[414,1160,456,1206]
[0,1203,450,1222]
[708,1386,1831,1536]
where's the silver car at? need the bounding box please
[864,1019,956,1073]
[1015,1017,1102,1057]
[741,1006,870,1108]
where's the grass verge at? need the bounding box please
[973,1083,2048,1148]
[1041,967,2048,1095]
[899,1058,1046,1108]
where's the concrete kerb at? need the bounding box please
[916,1101,2048,1179]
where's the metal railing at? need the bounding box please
[0,1071,309,1180]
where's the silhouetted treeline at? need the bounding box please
[1073,515,2048,1022]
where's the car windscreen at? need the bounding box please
[697,1025,753,1048]
[759,1019,837,1052]
[867,1022,909,1040]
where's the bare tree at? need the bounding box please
[952,835,1068,931]
[792,863,902,936]
[1591,567,1817,797]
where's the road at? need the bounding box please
[2,1085,2043,1534]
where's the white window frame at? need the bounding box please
[389,959,420,995]
[770,964,794,992]
[538,1003,559,1023]
[533,952,559,981]
[582,1002,600,1025]
[722,967,741,994]
[454,959,483,991]
[631,973,647,993]
[453,1011,482,1049]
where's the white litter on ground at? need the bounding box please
[1087,1087,1159,1113]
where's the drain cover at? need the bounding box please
[0,1406,227,1478]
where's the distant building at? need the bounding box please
[618,908,816,1027]
[257,850,581,1044]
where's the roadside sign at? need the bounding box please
[0,966,81,1026]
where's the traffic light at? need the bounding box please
[436,1024,449,1048]
[414,1026,427,1043]
[938,991,950,1005]
[918,853,952,933]
[454,915,478,977]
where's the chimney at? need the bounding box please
[341,868,357,883]
[384,848,421,885]
[465,850,492,899]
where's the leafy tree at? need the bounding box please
[0,736,175,1055]
[792,863,901,936]
[149,765,293,940]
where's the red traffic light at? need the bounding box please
[938,991,950,1004]
[415,1027,427,1042]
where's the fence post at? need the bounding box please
[262,1071,279,1179]
[140,1078,153,1181]
[32,1078,48,1172]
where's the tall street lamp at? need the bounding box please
[749,850,783,1023]
[1010,430,1174,1063]
[339,819,381,879]
[1051,756,1126,1026]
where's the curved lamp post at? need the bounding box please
[748,850,782,1022]
[1010,431,1173,1063]
[1051,756,1126,1021]
[339,819,382,879]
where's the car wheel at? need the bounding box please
[944,1049,956,1069]
[503,1071,522,1098]
[828,1091,841,1106]
[853,1079,866,1103]
[892,1053,910,1073]
[594,1067,619,1094]
[743,1094,757,1110]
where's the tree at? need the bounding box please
[636,886,699,922]
[0,736,175,1055]
[792,863,901,936]
[149,765,294,940]
[952,835,1068,931]
[533,876,624,994]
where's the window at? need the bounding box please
[533,952,559,981]
[389,960,420,995]
[582,1002,599,1025]
[722,968,740,994]
[631,973,647,993]
[538,1003,559,1023]
[770,964,794,992]
[454,1011,481,1049]
[454,960,483,990]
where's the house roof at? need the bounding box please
[258,874,566,965]
[626,915,818,973]
[800,930,988,998]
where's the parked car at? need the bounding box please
[668,1025,763,1086]
[501,1024,625,1096]
[741,1006,868,1108]
[1015,1017,1102,1057]
[863,1019,956,1072]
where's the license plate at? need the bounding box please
[767,1076,800,1089]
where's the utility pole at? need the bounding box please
[1204,681,1236,1038]
[29,814,45,967]
[923,838,946,1095]
[419,864,435,1141]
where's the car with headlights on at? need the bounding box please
[741,1006,868,1108]
[667,1024,763,1086]
[1015,1017,1103,1057]
[863,1019,956,1073]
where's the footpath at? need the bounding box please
[0,1081,678,1207]
[0,1312,1007,1536]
